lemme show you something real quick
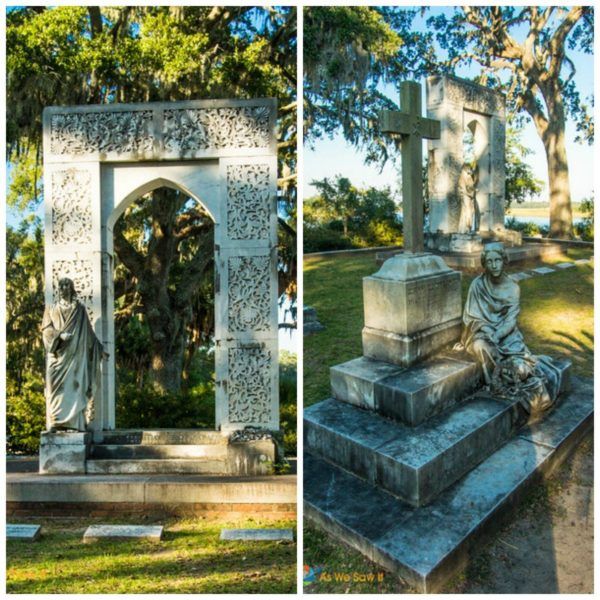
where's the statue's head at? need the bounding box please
[58,277,76,301]
[481,242,507,279]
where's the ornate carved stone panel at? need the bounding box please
[228,256,271,332]
[491,118,506,192]
[227,345,272,424]
[444,78,504,116]
[50,111,154,156]
[226,163,271,240]
[51,169,93,245]
[51,259,95,322]
[164,106,271,152]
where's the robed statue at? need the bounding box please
[459,243,563,419]
[42,278,108,431]
[457,162,480,234]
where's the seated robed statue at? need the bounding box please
[42,277,108,432]
[459,243,564,419]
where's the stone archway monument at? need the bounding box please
[426,75,513,251]
[41,99,280,473]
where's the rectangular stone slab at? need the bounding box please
[510,272,532,281]
[304,376,593,592]
[7,524,41,541]
[330,357,404,410]
[531,266,555,274]
[304,395,519,506]
[555,262,575,269]
[374,355,481,425]
[220,528,294,541]
[83,525,163,542]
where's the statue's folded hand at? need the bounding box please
[59,331,74,341]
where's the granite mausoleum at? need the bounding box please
[40,99,280,475]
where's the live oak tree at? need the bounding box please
[7,6,297,393]
[428,6,594,238]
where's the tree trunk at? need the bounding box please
[150,331,187,393]
[543,123,573,238]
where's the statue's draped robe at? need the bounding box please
[462,273,562,411]
[42,300,103,430]
[457,168,476,233]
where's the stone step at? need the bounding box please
[89,444,229,460]
[330,354,481,426]
[305,394,520,507]
[304,376,593,592]
[86,458,230,475]
[93,429,226,446]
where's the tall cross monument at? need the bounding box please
[362,80,462,368]
[381,81,440,253]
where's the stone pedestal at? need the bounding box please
[448,233,483,253]
[362,253,462,367]
[39,431,91,474]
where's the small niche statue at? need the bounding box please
[459,243,563,419]
[42,277,108,431]
[457,162,480,234]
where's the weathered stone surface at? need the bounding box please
[93,429,226,445]
[83,524,163,542]
[374,355,482,425]
[331,355,481,425]
[8,472,296,507]
[304,376,593,592]
[39,432,90,474]
[330,357,403,411]
[304,395,520,506]
[363,254,461,336]
[448,233,483,253]
[574,258,591,265]
[7,524,41,541]
[555,262,575,269]
[86,436,276,476]
[362,320,462,368]
[304,305,325,335]
[220,528,294,541]
[531,266,555,275]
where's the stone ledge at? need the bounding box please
[304,376,593,592]
[305,395,519,506]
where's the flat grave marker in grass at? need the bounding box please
[556,262,576,269]
[220,528,294,542]
[574,258,591,265]
[83,524,163,543]
[7,524,41,541]
[531,266,556,275]
[511,272,533,281]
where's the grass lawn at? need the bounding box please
[303,246,593,592]
[7,516,296,594]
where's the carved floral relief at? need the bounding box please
[227,164,271,240]
[51,169,93,245]
[228,256,271,332]
[228,346,272,423]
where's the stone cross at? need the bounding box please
[381,81,440,253]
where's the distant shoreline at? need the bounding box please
[507,205,585,219]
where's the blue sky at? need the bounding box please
[304,7,595,205]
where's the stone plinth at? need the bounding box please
[362,253,462,366]
[39,431,91,474]
[448,233,483,253]
[83,525,163,543]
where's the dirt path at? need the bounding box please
[449,433,594,594]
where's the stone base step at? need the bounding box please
[89,444,229,460]
[92,429,226,445]
[331,354,481,426]
[305,393,520,507]
[86,458,230,475]
[304,376,593,592]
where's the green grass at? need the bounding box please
[303,247,593,592]
[304,247,593,407]
[7,516,296,594]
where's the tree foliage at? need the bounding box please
[7,6,297,394]
[304,176,402,251]
[303,6,432,164]
[504,127,544,208]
